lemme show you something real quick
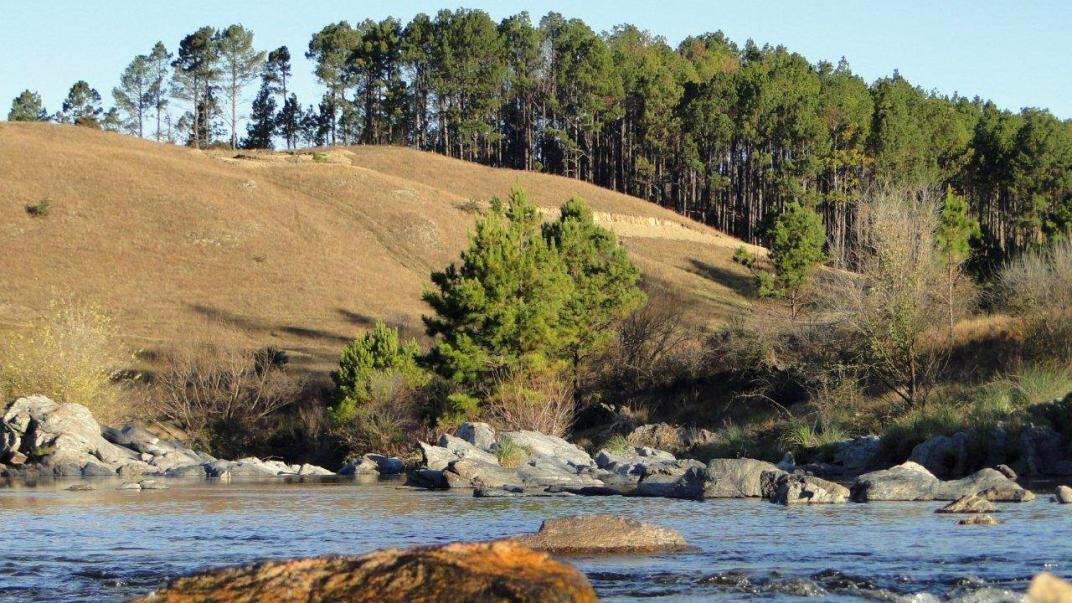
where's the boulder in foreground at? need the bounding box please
[1027,572,1072,602]
[130,541,596,603]
[508,514,687,554]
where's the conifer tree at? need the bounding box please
[216,24,265,149]
[113,54,152,137]
[61,81,103,127]
[147,42,172,142]
[7,90,48,121]
[936,186,980,337]
[172,26,220,148]
[242,80,276,149]
[759,201,827,318]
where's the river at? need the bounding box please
[0,477,1066,601]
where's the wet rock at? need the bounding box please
[130,541,597,603]
[1027,572,1072,602]
[165,464,209,479]
[1019,426,1064,477]
[508,514,687,554]
[909,432,969,478]
[760,469,790,499]
[457,421,496,451]
[979,485,1035,502]
[438,433,499,465]
[635,466,705,500]
[958,515,998,526]
[502,431,593,469]
[1056,485,1072,504]
[65,484,95,491]
[768,473,849,505]
[474,485,574,498]
[418,441,459,471]
[445,458,522,490]
[338,453,404,476]
[832,435,881,471]
[850,462,1029,502]
[936,494,994,514]
[704,458,781,498]
[404,468,448,489]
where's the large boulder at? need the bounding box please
[130,541,597,603]
[767,473,849,505]
[1027,572,1072,603]
[2,396,134,473]
[1056,485,1072,504]
[634,465,705,500]
[338,454,404,476]
[508,514,688,554]
[502,431,593,469]
[418,441,459,471]
[704,458,781,498]
[516,456,605,491]
[851,462,1030,502]
[595,447,677,477]
[831,435,881,471]
[445,458,523,490]
[438,434,499,465]
[457,422,496,451]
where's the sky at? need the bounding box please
[2,0,1069,126]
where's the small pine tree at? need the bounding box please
[8,90,48,121]
[241,80,276,149]
[330,321,423,424]
[760,201,826,317]
[935,186,980,337]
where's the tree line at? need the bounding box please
[7,10,1072,259]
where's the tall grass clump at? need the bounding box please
[998,239,1072,362]
[1009,363,1072,406]
[493,435,527,468]
[0,299,128,423]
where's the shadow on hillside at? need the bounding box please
[687,258,755,298]
[187,303,351,346]
[335,308,375,327]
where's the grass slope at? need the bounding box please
[0,122,757,374]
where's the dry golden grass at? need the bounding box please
[0,123,756,377]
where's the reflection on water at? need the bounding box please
[0,478,1067,602]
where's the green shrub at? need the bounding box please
[311,151,328,163]
[330,321,425,424]
[25,198,51,217]
[494,435,526,468]
[1010,364,1072,406]
[601,433,631,454]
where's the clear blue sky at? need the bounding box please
[3,0,1069,126]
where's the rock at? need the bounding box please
[996,464,1017,480]
[502,431,593,469]
[776,452,796,471]
[165,464,209,479]
[81,462,116,477]
[508,514,688,554]
[1020,426,1065,476]
[118,461,155,477]
[1056,485,1072,504]
[206,459,281,478]
[438,434,499,465]
[139,479,168,490]
[516,456,604,490]
[418,441,459,471]
[634,466,705,500]
[626,423,685,452]
[760,469,790,499]
[851,462,1030,502]
[768,473,849,505]
[457,422,496,451]
[296,463,334,476]
[339,454,404,476]
[2,396,132,470]
[980,485,1035,502]
[129,541,597,603]
[445,458,522,490]
[704,458,782,498]
[6,451,27,465]
[66,484,95,491]
[595,447,676,477]
[831,435,881,471]
[474,485,574,498]
[118,482,142,490]
[404,468,448,489]
[1027,572,1072,602]
[958,515,998,526]
[909,432,969,478]
[935,494,995,514]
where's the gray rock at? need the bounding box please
[508,514,688,554]
[2,396,132,470]
[438,434,499,465]
[516,455,605,490]
[165,464,209,479]
[297,463,334,476]
[996,464,1017,480]
[404,468,448,489]
[760,469,790,499]
[474,485,572,498]
[418,441,459,471]
[81,462,116,477]
[958,515,999,526]
[118,482,142,490]
[138,479,168,490]
[1019,425,1064,476]
[635,466,705,500]
[851,462,1030,502]
[1056,485,1072,504]
[909,432,969,478]
[445,458,523,490]
[457,422,496,451]
[595,447,677,477]
[832,435,881,470]
[502,431,593,469]
[768,473,849,504]
[979,485,1035,502]
[704,458,781,498]
[935,494,994,514]
[117,461,154,477]
[339,454,404,476]
[65,484,95,491]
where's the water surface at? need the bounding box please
[1,478,1067,601]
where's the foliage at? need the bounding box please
[493,434,527,468]
[483,369,575,437]
[8,90,48,122]
[24,198,51,217]
[998,239,1072,362]
[0,299,128,424]
[333,370,431,457]
[601,433,631,454]
[330,321,425,425]
[757,201,826,316]
[60,80,103,127]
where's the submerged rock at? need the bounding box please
[935,494,994,514]
[508,514,687,554]
[704,458,781,498]
[130,541,597,603]
[768,473,849,505]
[958,514,998,526]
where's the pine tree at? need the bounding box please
[241,80,276,149]
[147,42,172,142]
[330,321,423,423]
[265,46,294,147]
[113,54,152,137]
[760,201,827,318]
[172,27,220,148]
[61,81,103,127]
[276,94,302,148]
[936,186,980,337]
[216,24,265,149]
[7,90,48,121]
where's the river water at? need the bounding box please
[0,477,1067,602]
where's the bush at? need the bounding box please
[151,335,301,456]
[601,433,631,454]
[1010,363,1072,406]
[494,435,527,467]
[25,198,51,217]
[0,299,129,423]
[484,370,575,437]
[311,151,328,163]
[998,239,1072,362]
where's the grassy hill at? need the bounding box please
[0,122,758,374]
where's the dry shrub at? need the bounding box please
[0,299,130,424]
[484,370,575,437]
[331,370,431,457]
[998,239,1072,362]
[151,330,301,454]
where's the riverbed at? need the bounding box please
[0,477,1066,601]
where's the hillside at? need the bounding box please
[0,123,757,374]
